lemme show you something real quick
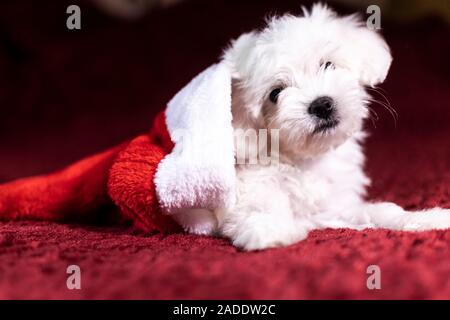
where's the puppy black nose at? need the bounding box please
[308,96,334,119]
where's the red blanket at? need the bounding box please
[0,0,449,299]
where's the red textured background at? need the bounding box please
[0,0,449,299]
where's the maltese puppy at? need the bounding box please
[173,4,450,250]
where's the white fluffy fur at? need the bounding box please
[163,4,450,250]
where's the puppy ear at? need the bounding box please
[223,32,258,79]
[155,62,236,214]
[342,19,392,87]
[305,3,391,86]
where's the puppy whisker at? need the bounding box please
[370,87,396,117]
[368,98,398,127]
[366,106,379,128]
[367,87,398,126]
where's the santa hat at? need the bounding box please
[0,62,237,231]
[154,62,237,214]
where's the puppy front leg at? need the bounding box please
[362,202,450,231]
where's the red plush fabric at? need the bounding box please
[108,130,179,233]
[0,0,449,299]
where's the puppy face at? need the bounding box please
[225,4,392,158]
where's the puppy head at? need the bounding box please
[224,4,392,158]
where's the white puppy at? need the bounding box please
[172,4,450,250]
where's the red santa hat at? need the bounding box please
[0,62,237,232]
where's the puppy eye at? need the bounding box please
[323,61,334,70]
[269,87,283,103]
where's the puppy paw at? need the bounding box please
[228,214,308,251]
[173,209,218,236]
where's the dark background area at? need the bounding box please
[0,0,449,191]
